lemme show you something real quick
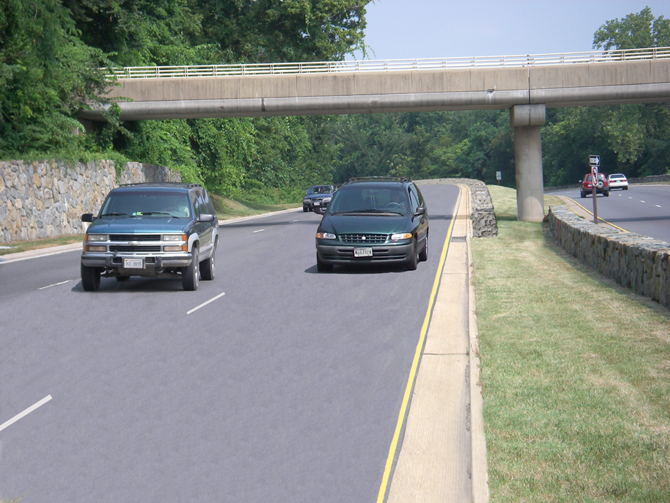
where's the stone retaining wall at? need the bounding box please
[546,205,670,308]
[0,160,180,243]
[416,178,498,238]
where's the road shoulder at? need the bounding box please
[387,185,489,503]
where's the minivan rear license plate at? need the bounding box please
[354,247,373,258]
[124,258,144,269]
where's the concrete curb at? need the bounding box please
[0,242,82,265]
[466,187,490,502]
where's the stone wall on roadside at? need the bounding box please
[546,205,670,308]
[416,178,498,238]
[0,160,181,243]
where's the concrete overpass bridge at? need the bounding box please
[82,47,670,221]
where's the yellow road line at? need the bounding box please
[376,186,462,503]
[563,197,630,233]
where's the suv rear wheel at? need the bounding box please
[182,246,200,291]
[200,241,216,281]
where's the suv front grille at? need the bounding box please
[109,234,162,241]
[340,233,388,244]
[109,245,162,252]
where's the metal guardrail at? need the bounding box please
[107,47,670,79]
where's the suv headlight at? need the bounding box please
[316,232,336,240]
[86,234,108,242]
[164,234,186,241]
[323,197,332,203]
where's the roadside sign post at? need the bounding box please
[589,155,600,224]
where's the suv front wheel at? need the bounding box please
[81,264,101,291]
[182,246,200,291]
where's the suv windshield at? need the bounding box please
[328,186,409,215]
[100,191,191,218]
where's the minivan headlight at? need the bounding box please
[316,232,336,240]
[391,233,412,241]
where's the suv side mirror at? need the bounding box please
[198,213,215,223]
[81,213,95,222]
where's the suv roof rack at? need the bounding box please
[118,182,201,188]
[347,176,411,183]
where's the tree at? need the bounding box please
[0,0,109,154]
[593,7,670,50]
[63,0,204,66]
[193,0,370,63]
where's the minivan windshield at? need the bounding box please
[100,191,191,218]
[328,186,409,215]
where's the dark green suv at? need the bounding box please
[80,183,218,291]
[315,177,429,272]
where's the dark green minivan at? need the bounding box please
[315,177,428,272]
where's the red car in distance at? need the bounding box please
[580,173,610,198]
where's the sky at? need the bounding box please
[347,1,670,61]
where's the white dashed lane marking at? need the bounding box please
[38,279,73,290]
[187,292,226,315]
[0,395,52,433]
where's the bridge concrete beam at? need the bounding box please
[511,104,546,222]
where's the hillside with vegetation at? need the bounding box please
[1,3,669,204]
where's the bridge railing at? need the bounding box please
[107,46,670,79]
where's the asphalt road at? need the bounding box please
[545,184,670,244]
[0,183,460,503]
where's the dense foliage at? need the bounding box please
[1,3,668,201]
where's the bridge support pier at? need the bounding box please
[510,104,546,222]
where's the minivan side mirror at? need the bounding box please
[414,207,426,217]
[81,213,95,222]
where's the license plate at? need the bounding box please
[124,258,144,269]
[354,247,373,258]
[314,201,320,206]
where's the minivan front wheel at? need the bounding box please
[418,234,428,262]
[406,239,418,271]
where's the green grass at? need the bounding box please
[474,186,670,502]
[0,235,82,256]
[210,193,299,220]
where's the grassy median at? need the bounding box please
[474,186,670,502]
